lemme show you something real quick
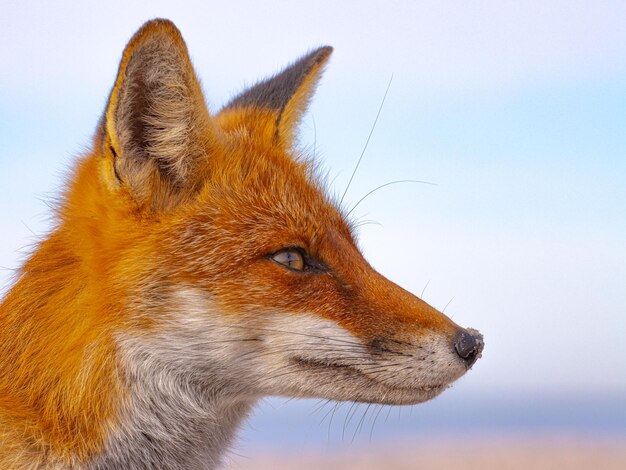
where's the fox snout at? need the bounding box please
[340,263,484,372]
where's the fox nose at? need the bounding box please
[454,329,484,368]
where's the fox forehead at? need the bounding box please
[193,153,352,247]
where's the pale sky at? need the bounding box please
[1,0,625,410]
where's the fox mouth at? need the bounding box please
[291,356,448,401]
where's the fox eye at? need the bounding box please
[271,249,305,271]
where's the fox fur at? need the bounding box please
[0,19,483,469]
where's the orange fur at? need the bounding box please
[0,19,481,468]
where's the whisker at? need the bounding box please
[442,296,454,314]
[342,402,360,441]
[353,403,372,442]
[317,400,336,424]
[346,179,437,218]
[236,346,373,361]
[217,324,411,357]
[369,404,385,441]
[352,218,383,229]
[327,401,341,442]
[309,398,331,416]
[220,324,369,348]
[384,405,393,424]
[340,74,393,207]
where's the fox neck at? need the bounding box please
[93,342,255,469]
[91,288,261,469]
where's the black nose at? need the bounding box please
[454,330,484,368]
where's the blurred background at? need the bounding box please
[1,1,624,468]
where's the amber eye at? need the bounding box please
[271,249,305,271]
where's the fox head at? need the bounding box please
[71,19,483,409]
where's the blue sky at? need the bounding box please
[1,0,625,438]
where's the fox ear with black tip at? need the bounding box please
[220,46,333,149]
[101,19,219,212]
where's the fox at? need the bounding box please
[0,18,483,470]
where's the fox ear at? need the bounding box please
[102,19,217,211]
[221,46,332,147]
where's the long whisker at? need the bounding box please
[353,403,372,442]
[218,324,413,357]
[220,324,369,348]
[442,296,454,313]
[309,398,332,416]
[346,179,437,218]
[340,74,393,207]
[342,402,359,440]
[328,401,342,442]
[369,403,385,441]
[352,218,383,229]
